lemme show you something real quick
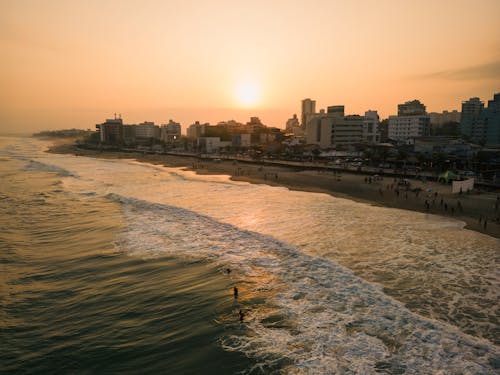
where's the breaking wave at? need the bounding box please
[108,193,500,374]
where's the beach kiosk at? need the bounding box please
[437,170,459,184]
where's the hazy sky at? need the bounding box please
[1,0,499,133]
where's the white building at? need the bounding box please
[388,115,430,144]
[136,121,160,139]
[160,120,181,143]
[388,100,430,144]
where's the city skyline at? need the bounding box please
[1,0,500,133]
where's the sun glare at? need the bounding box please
[235,81,260,107]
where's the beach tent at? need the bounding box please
[437,170,459,183]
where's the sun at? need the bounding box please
[235,80,260,107]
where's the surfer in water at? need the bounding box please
[239,309,245,322]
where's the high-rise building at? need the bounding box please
[485,93,500,147]
[488,93,500,111]
[327,106,345,117]
[461,94,500,146]
[389,100,430,143]
[123,125,137,145]
[460,97,485,142]
[301,98,316,129]
[462,97,484,116]
[96,117,123,144]
[363,110,380,144]
[397,100,426,116]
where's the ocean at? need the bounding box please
[1,136,498,374]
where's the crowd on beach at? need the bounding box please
[49,141,500,237]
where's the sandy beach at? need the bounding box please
[48,139,500,239]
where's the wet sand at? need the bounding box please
[48,140,500,239]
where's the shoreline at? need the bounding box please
[47,140,500,239]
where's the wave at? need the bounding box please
[22,159,80,178]
[107,193,500,374]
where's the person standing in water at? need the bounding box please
[233,286,238,298]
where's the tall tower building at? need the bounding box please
[301,98,316,129]
[461,94,500,146]
[460,97,484,141]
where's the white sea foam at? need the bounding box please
[109,194,499,374]
[13,138,498,373]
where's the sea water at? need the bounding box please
[1,136,498,374]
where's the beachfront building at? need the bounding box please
[397,100,426,116]
[285,114,300,133]
[460,94,500,146]
[122,124,137,145]
[388,100,430,144]
[187,121,208,140]
[187,117,281,147]
[388,116,430,144]
[429,110,461,126]
[286,114,303,136]
[413,136,476,158]
[232,133,251,148]
[244,117,267,134]
[301,98,316,129]
[160,120,181,143]
[215,119,246,134]
[135,121,160,140]
[306,106,364,148]
[96,117,123,144]
[363,110,380,144]
[197,137,227,153]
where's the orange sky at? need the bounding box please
[1,0,499,134]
